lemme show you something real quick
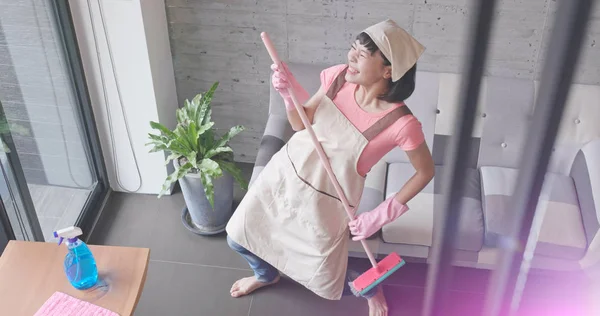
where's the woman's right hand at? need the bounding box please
[271,62,291,100]
[270,62,310,113]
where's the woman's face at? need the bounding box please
[345,40,392,86]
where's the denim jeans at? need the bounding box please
[227,235,378,299]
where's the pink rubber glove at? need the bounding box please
[271,62,309,112]
[348,196,409,241]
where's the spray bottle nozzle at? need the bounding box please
[53,226,83,246]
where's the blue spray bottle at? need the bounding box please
[54,226,99,290]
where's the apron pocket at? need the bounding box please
[282,163,349,251]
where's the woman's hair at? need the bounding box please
[356,32,417,103]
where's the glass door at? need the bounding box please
[0,0,108,243]
[0,196,12,254]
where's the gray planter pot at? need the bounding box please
[174,159,234,235]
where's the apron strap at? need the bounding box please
[326,66,349,99]
[362,105,413,141]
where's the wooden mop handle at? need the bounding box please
[260,32,378,267]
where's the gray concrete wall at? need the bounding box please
[0,0,93,188]
[170,0,597,163]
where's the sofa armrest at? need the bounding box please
[572,140,600,271]
[250,114,294,186]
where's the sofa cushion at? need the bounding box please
[382,163,484,252]
[480,166,587,260]
[478,76,535,168]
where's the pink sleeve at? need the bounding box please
[396,118,425,151]
[320,64,348,91]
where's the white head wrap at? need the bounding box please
[362,19,425,82]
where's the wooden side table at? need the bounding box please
[0,240,150,316]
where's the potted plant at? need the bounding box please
[146,82,248,235]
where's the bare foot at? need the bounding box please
[367,287,388,316]
[230,275,280,298]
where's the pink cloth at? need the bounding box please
[348,196,409,240]
[34,292,119,316]
[320,64,425,176]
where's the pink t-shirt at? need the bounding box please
[319,64,425,176]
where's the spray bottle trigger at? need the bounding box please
[53,231,64,245]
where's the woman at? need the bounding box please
[225,19,435,316]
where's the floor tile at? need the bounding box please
[37,186,75,218]
[55,189,90,232]
[27,184,48,209]
[383,285,485,316]
[444,289,485,316]
[447,266,490,294]
[383,285,425,316]
[88,192,160,248]
[248,276,369,316]
[27,184,92,240]
[515,272,590,316]
[134,261,252,316]
[146,191,250,270]
[38,216,60,242]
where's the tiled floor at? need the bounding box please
[28,184,91,242]
[88,163,591,316]
[3,184,90,241]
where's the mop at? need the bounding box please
[260,32,405,296]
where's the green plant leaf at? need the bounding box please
[174,124,195,151]
[188,120,199,147]
[197,128,213,156]
[146,139,165,150]
[205,146,233,159]
[150,121,177,139]
[198,158,222,209]
[197,82,218,126]
[192,93,202,109]
[215,125,245,148]
[147,143,168,153]
[159,161,193,198]
[177,105,188,124]
[199,158,222,177]
[147,133,171,149]
[198,121,215,136]
[218,160,248,190]
[200,171,215,209]
[195,122,214,157]
[164,153,180,165]
[147,133,165,142]
[146,132,172,153]
[202,108,212,127]
[165,139,189,155]
[190,93,202,122]
[185,151,198,169]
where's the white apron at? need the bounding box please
[225,66,412,300]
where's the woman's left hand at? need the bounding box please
[348,197,409,241]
